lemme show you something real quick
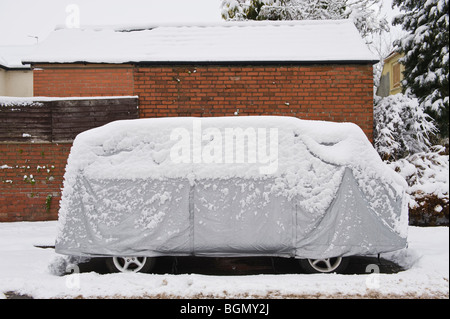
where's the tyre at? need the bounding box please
[299,257,349,274]
[106,256,156,273]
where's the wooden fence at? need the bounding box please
[0,97,139,142]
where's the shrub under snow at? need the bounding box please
[388,145,449,226]
[374,93,449,225]
[374,93,437,162]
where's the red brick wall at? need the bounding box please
[33,65,135,97]
[33,63,374,137]
[135,64,374,138]
[0,143,71,221]
[1,62,373,222]
[33,64,374,136]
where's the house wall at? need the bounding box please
[0,68,33,97]
[0,69,6,95]
[376,52,404,97]
[6,70,33,96]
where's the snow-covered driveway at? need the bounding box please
[0,221,448,299]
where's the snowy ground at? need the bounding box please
[0,221,448,299]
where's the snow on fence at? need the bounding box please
[0,96,139,142]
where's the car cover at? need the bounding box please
[56,116,408,259]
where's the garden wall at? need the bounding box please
[0,97,138,221]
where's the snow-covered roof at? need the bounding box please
[23,20,378,65]
[0,45,35,69]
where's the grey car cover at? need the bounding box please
[56,116,408,259]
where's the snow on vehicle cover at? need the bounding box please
[56,116,408,259]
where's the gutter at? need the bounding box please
[24,59,380,67]
[0,64,32,71]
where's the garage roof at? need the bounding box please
[23,20,378,65]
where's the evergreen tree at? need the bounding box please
[392,0,449,138]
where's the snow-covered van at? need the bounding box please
[55,116,408,273]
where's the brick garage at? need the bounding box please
[33,65,135,97]
[134,64,374,137]
[27,21,377,139]
[2,20,378,221]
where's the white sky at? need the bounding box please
[0,0,401,46]
[0,0,223,46]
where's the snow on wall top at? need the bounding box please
[0,95,138,106]
[24,20,378,64]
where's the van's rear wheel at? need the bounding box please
[106,256,155,273]
[299,257,348,274]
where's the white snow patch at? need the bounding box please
[0,222,447,298]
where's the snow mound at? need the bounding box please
[58,116,408,243]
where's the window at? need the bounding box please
[392,62,401,88]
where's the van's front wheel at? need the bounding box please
[106,256,155,273]
[299,257,348,274]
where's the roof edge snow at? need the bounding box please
[24,19,379,65]
[54,19,358,32]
